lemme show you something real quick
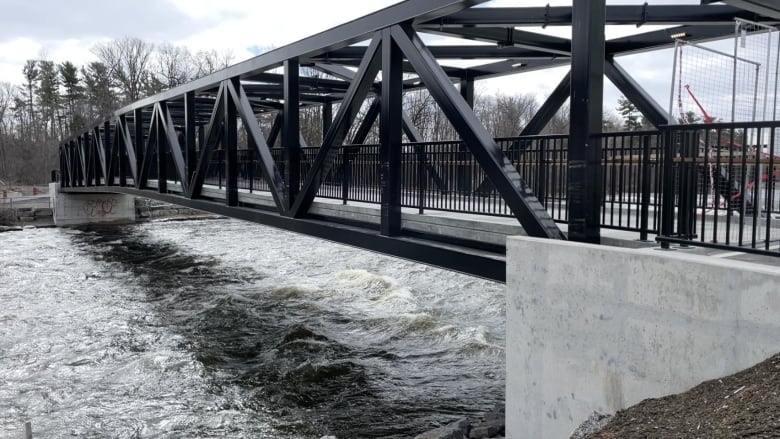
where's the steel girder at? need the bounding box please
[422,5,772,27]
[62,185,507,282]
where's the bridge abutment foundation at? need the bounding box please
[49,183,136,226]
[506,236,780,438]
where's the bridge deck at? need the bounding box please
[62,180,780,280]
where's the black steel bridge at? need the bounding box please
[57,0,780,281]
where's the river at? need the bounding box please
[0,219,504,438]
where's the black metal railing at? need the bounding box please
[197,131,664,236]
[659,120,780,255]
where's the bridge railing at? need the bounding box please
[198,130,664,237]
[658,120,780,255]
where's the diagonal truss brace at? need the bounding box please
[156,101,190,193]
[188,85,225,198]
[391,24,564,239]
[290,33,383,218]
[226,80,287,212]
[118,115,139,182]
[604,57,668,127]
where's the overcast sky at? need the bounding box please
[0,0,708,113]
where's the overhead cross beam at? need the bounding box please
[422,5,772,27]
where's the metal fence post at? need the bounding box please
[418,145,426,214]
[536,138,547,205]
[660,127,676,249]
[639,135,651,241]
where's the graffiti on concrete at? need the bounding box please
[81,198,118,217]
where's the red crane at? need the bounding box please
[684,84,713,123]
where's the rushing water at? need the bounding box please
[0,219,504,438]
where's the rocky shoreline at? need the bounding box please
[414,404,505,439]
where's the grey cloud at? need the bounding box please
[0,0,239,43]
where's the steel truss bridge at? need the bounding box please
[58,0,780,281]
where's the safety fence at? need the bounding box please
[658,120,780,255]
[199,130,665,237]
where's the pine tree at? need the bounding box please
[617,95,642,131]
[37,60,62,138]
[59,61,84,135]
[82,62,115,119]
[22,60,38,138]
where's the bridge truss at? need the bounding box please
[58,0,778,280]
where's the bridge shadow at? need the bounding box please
[67,223,471,438]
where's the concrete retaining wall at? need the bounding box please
[49,183,135,226]
[0,207,53,227]
[506,236,780,438]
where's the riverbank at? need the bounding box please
[580,352,780,438]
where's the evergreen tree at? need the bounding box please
[82,62,115,119]
[37,60,62,138]
[617,95,642,131]
[59,61,85,134]
[22,60,38,137]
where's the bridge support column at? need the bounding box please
[49,182,135,226]
[505,236,780,438]
[379,29,402,236]
[568,0,605,244]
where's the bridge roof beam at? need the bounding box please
[116,0,489,114]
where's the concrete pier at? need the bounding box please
[49,183,135,226]
[506,237,780,438]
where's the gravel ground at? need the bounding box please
[584,353,780,439]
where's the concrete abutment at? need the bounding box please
[49,183,136,226]
[505,236,780,438]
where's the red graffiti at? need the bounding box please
[81,198,118,217]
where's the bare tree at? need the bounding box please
[153,43,195,90]
[477,93,539,137]
[92,37,154,103]
[193,49,234,78]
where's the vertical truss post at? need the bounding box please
[156,108,167,193]
[70,143,76,186]
[459,76,474,108]
[224,78,239,206]
[69,143,76,186]
[380,29,403,236]
[198,124,205,153]
[103,121,111,185]
[283,59,301,213]
[322,102,333,143]
[91,128,99,185]
[84,133,92,186]
[568,0,605,244]
[185,91,197,184]
[134,108,144,188]
[78,138,86,187]
[66,143,72,186]
[118,119,127,186]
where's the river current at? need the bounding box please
[0,219,504,438]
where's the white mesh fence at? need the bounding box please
[669,40,759,124]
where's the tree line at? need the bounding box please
[0,37,234,184]
[0,36,641,185]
